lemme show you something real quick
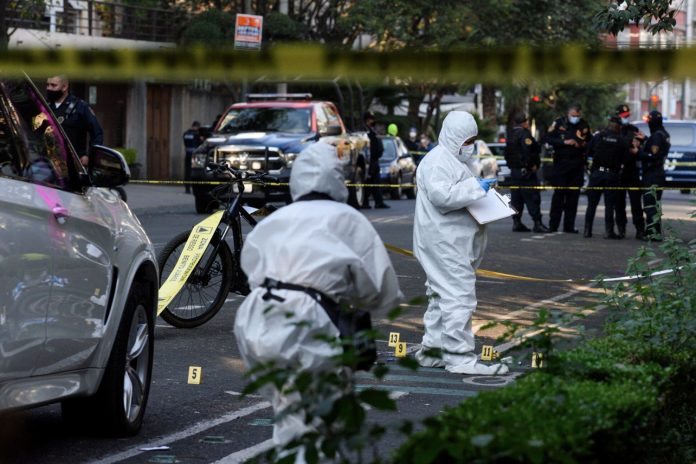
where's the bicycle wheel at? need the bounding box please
[158,229,233,328]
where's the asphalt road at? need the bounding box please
[4,188,695,464]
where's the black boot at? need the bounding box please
[617,225,626,239]
[532,219,551,233]
[635,229,647,241]
[512,218,531,232]
[583,224,592,238]
[604,228,621,239]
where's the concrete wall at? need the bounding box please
[125,81,147,179]
[10,28,174,49]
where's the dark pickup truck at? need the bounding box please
[190,94,368,212]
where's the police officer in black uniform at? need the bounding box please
[614,104,647,240]
[362,111,389,209]
[183,120,203,194]
[46,75,103,167]
[639,110,670,241]
[505,111,550,233]
[545,104,591,233]
[583,116,632,238]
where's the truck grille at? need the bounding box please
[215,147,284,173]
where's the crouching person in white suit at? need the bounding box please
[234,141,402,460]
[413,111,508,376]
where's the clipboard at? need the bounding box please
[466,188,517,224]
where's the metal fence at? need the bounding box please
[6,0,187,44]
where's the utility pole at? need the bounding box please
[277,0,289,96]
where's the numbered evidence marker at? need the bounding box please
[188,366,202,384]
[531,352,544,368]
[388,332,400,347]
[480,345,494,361]
[395,342,407,357]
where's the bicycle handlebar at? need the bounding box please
[206,162,279,183]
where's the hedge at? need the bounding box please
[394,233,696,463]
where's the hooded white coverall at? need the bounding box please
[234,141,402,449]
[413,111,508,375]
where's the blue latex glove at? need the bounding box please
[478,177,497,192]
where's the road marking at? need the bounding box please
[86,402,271,464]
[212,439,275,464]
[357,384,478,397]
[471,283,595,333]
[356,373,466,386]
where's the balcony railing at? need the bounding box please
[6,0,187,44]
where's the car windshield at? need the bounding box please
[217,107,311,134]
[380,138,397,161]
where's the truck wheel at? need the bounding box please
[195,193,218,214]
[348,165,365,209]
[390,174,402,200]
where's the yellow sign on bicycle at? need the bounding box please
[157,210,225,315]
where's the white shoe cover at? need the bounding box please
[446,362,509,376]
[414,348,445,368]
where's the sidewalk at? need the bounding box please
[123,183,195,215]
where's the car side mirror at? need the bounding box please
[321,125,342,137]
[89,145,130,188]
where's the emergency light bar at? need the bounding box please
[246,93,313,101]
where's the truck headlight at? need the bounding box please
[280,152,298,167]
[191,153,208,168]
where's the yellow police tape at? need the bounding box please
[382,243,684,284]
[128,179,692,191]
[5,43,696,82]
[157,210,224,315]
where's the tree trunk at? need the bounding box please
[482,85,497,119]
[0,0,9,51]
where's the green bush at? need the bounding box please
[394,230,696,463]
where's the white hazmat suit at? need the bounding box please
[413,111,508,376]
[234,141,402,449]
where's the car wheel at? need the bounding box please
[390,174,402,200]
[246,199,266,208]
[61,282,154,437]
[195,193,218,214]
[348,165,365,209]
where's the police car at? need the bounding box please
[634,120,696,192]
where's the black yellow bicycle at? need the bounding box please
[157,163,276,328]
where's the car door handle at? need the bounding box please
[52,205,69,224]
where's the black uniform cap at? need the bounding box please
[513,111,528,125]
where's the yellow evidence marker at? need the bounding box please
[188,366,203,384]
[531,352,544,368]
[480,345,495,361]
[388,332,400,347]
[395,342,407,357]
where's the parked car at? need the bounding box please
[378,135,417,199]
[469,140,499,181]
[190,94,368,212]
[634,120,696,192]
[487,142,510,185]
[0,77,158,436]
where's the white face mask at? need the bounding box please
[568,115,580,125]
[621,117,630,125]
[456,144,475,162]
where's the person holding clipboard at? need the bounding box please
[412,111,508,376]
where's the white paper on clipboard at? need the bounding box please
[466,188,517,224]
